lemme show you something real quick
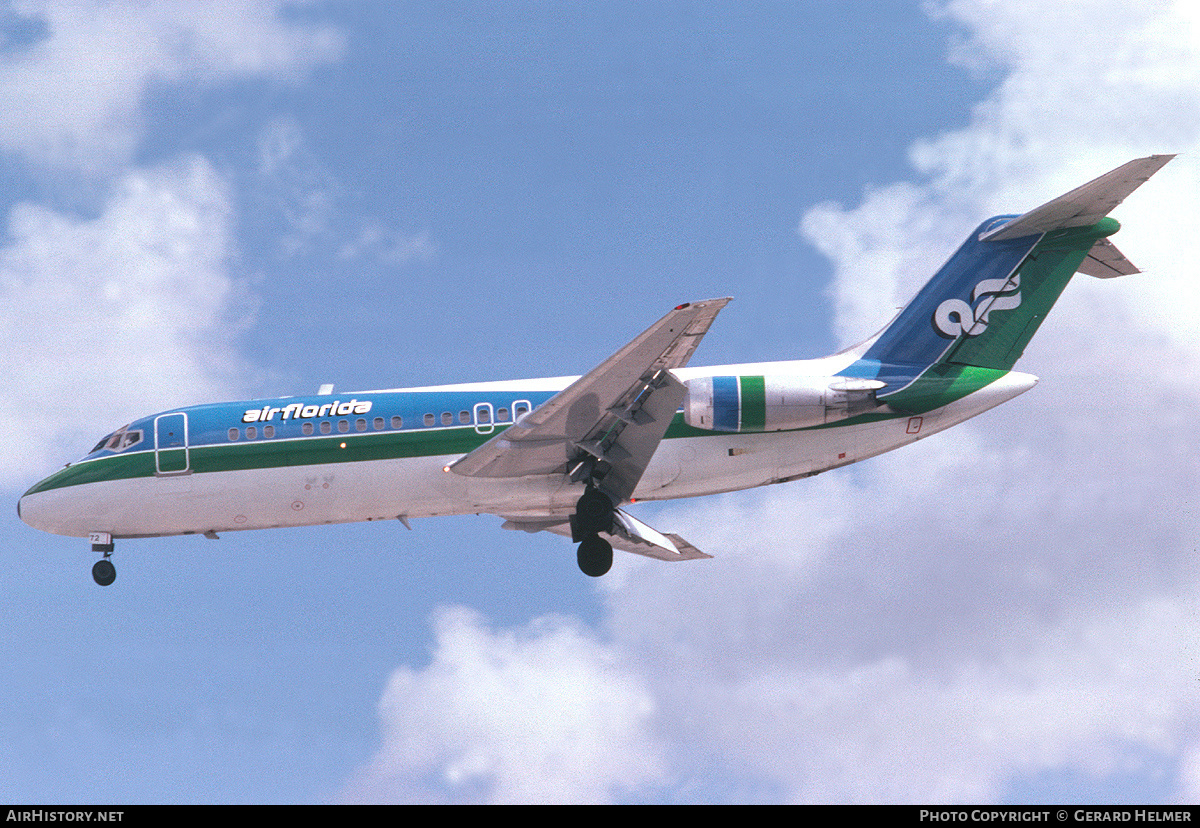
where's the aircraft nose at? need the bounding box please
[17,486,44,531]
[17,483,36,527]
[18,478,77,537]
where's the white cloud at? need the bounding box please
[0,3,347,486]
[774,0,1200,802]
[616,410,1200,802]
[337,222,436,266]
[0,156,256,487]
[0,1,344,174]
[801,180,964,348]
[343,606,664,804]
[255,116,340,256]
[256,116,436,264]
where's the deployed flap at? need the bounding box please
[449,298,730,503]
[512,508,711,562]
[1077,237,1140,278]
[981,154,1174,241]
[609,508,711,561]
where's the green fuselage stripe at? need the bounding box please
[24,425,493,496]
[26,364,1018,497]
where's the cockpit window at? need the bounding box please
[93,425,143,454]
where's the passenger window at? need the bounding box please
[228,428,239,441]
[459,410,470,424]
[497,407,509,422]
[477,408,491,424]
[302,422,314,436]
[392,415,403,429]
[424,413,435,427]
[515,402,530,419]
[264,425,275,439]
[320,421,332,435]
[356,418,367,432]
[338,420,350,433]
[246,426,257,440]
[441,412,453,426]
[373,417,385,430]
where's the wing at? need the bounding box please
[448,297,730,504]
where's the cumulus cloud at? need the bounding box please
[0,0,344,175]
[0,3,347,487]
[337,222,436,266]
[0,156,256,487]
[255,116,340,256]
[344,607,664,804]
[256,116,437,264]
[356,0,1200,803]
[712,0,1200,802]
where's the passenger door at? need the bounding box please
[154,413,190,475]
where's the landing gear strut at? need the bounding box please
[90,533,116,586]
[571,488,615,577]
[571,487,613,537]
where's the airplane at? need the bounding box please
[18,155,1173,585]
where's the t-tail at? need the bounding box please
[838,155,1174,414]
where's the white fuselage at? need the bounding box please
[18,359,1037,540]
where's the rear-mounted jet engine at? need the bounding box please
[683,375,888,432]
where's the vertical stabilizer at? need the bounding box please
[847,155,1172,374]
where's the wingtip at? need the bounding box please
[675,296,733,307]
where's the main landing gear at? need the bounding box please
[89,532,115,586]
[577,534,613,578]
[571,488,614,578]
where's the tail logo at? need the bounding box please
[933,275,1021,338]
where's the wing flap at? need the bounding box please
[609,508,711,561]
[509,508,711,562]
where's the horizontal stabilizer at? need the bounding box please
[1077,237,1140,278]
[981,154,1174,241]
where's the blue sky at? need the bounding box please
[3,0,1200,804]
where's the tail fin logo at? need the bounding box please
[933,275,1021,338]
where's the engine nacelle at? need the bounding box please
[683,375,887,432]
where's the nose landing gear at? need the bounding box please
[89,532,115,586]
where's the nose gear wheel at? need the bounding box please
[91,538,115,586]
